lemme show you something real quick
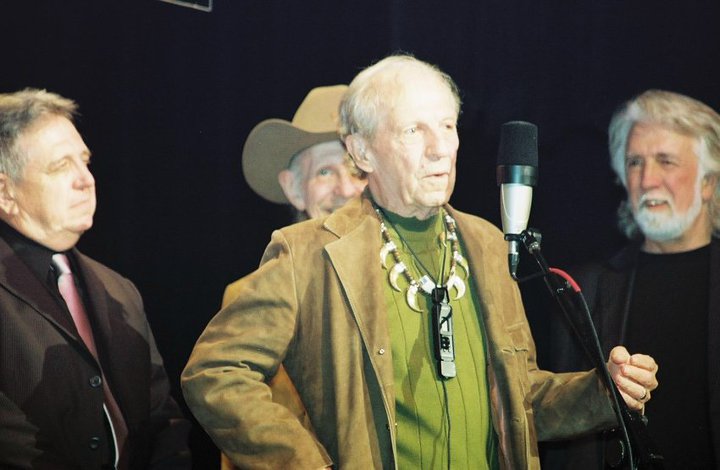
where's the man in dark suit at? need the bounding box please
[0,89,190,469]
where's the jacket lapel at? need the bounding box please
[73,249,117,350]
[447,207,508,340]
[596,245,638,355]
[323,197,393,389]
[74,249,142,400]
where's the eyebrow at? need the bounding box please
[50,149,92,165]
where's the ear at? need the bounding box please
[344,134,374,174]
[0,174,17,216]
[278,169,306,212]
[702,173,718,202]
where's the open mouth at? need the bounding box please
[642,199,668,208]
[639,193,671,210]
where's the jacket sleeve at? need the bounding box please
[120,279,193,469]
[513,282,618,442]
[181,230,332,469]
[145,321,193,469]
[477,245,616,447]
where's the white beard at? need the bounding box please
[633,176,704,242]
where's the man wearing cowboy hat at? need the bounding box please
[219,85,367,469]
[242,85,366,222]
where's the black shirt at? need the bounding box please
[625,245,714,469]
[0,220,89,318]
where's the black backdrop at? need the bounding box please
[3,1,720,466]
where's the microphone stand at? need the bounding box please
[509,229,664,470]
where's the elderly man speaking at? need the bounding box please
[182,55,658,469]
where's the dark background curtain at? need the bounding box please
[3,1,719,466]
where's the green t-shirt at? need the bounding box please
[380,210,498,470]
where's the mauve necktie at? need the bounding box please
[52,253,128,467]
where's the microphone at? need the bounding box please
[496,121,538,279]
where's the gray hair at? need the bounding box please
[339,54,461,141]
[0,88,78,179]
[608,90,720,238]
[286,148,311,222]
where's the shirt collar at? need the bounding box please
[0,220,63,284]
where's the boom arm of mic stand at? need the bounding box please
[517,230,664,470]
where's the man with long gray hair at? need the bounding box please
[543,89,720,469]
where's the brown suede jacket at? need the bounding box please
[182,194,616,469]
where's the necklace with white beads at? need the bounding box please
[374,205,470,312]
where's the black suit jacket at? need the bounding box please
[0,237,190,469]
[541,237,720,469]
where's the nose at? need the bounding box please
[335,170,363,198]
[425,128,456,160]
[639,160,661,190]
[74,161,95,189]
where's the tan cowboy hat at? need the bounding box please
[242,85,348,204]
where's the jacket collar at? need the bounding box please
[321,197,507,353]
[607,240,642,272]
[0,235,114,368]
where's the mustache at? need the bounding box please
[638,191,673,209]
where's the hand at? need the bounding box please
[607,346,658,411]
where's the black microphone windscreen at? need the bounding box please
[497,121,538,167]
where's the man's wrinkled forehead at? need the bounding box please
[626,121,702,158]
[304,140,345,164]
[375,70,457,122]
